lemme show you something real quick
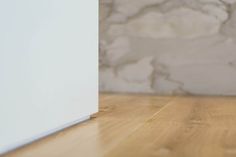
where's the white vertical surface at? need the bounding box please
[0,0,98,154]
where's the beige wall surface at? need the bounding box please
[99,0,236,95]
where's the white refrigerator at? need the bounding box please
[0,0,98,154]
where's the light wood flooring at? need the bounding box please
[3,93,236,157]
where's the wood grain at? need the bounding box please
[3,94,236,157]
[105,96,236,157]
[2,94,171,157]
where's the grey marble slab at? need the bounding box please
[99,0,236,95]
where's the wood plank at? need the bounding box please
[105,97,236,157]
[2,94,171,157]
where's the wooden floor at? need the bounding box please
[3,94,236,157]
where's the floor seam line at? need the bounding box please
[103,96,177,156]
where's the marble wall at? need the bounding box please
[99,0,236,95]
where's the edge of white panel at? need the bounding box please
[0,115,91,155]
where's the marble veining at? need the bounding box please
[99,0,236,95]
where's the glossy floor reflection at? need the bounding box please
[4,94,236,157]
